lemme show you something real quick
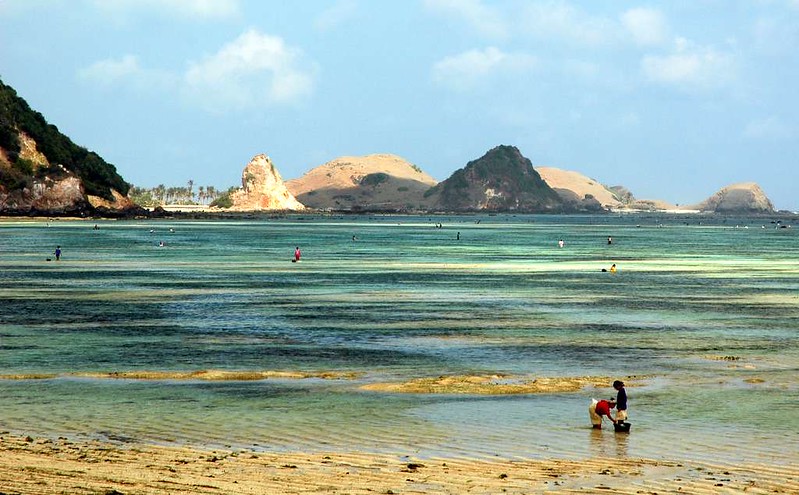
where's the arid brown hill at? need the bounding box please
[692,182,775,213]
[537,166,620,210]
[285,154,436,211]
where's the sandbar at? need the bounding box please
[360,374,643,395]
[0,369,360,381]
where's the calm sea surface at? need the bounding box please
[1,214,797,465]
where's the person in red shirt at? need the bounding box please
[588,398,617,429]
[294,246,301,262]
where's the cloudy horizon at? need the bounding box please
[1,0,797,209]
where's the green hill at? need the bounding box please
[0,77,129,201]
[425,145,565,212]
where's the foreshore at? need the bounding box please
[1,434,797,494]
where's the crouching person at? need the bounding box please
[589,398,616,429]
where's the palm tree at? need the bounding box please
[154,184,166,205]
[166,187,179,204]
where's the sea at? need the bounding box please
[1,214,797,467]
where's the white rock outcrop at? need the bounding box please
[229,154,305,211]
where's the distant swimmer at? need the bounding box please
[54,246,61,261]
[457,232,460,240]
[607,236,613,245]
[558,239,564,248]
[158,240,165,247]
[294,246,301,262]
[610,263,617,273]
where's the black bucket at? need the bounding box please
[613,421,631,433]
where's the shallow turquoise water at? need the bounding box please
[0,215,797,465]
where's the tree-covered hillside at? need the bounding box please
[0,77,129,199]
[426,145,563,212]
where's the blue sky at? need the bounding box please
[1,0,797,210]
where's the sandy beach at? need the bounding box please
[0,434,796,494]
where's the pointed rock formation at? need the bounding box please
[229,154,305,211]
[424,145,564,212]
[693,182,775,213]
[285,154,436,211]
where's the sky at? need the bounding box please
[1,0,798,210]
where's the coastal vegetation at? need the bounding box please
[127,181,228,208]
[0,78,128,200]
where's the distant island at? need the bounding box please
[0,77,786,217]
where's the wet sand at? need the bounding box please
[360,374,644,395]
[0,370,361,381]
[1,434,797,494]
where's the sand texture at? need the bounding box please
[0,435,797,494]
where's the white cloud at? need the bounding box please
[519,2,614,46]
[621,7,669,46]
[641,38,736,90]
[743,116,796,140]
[0,0,64,17]
[183,29,316,111]
[78,55,141,85]
[432,47,536,91]
[78,30,316,112]
[752,16,799,55]
[422,0,507,38]
[314,0,358,31]
[77,54,177,91]
[619,111,641,128]
[87,0,241,20]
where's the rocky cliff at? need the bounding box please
[285,154,437,211]
[424,145,564,212]
[693,182,775,213]
[228,154,305,211]
[0,78,133,215]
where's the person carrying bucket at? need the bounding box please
[588,398,616,429]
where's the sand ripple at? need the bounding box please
[0,435,796,495]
